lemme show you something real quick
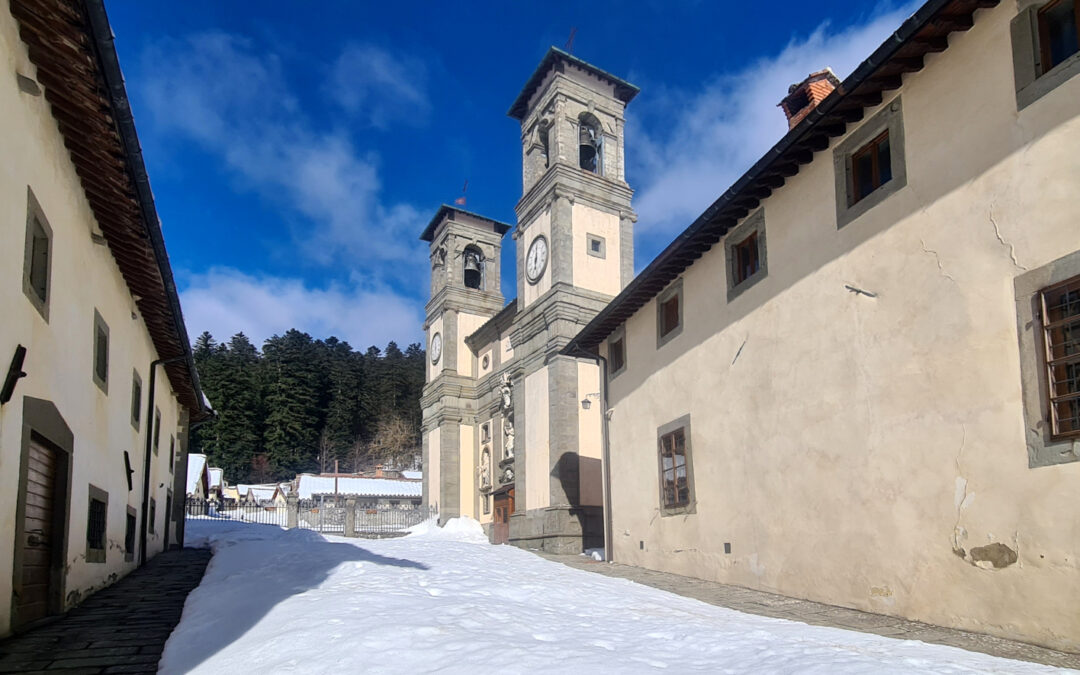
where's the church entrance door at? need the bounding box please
[492,487,514,545]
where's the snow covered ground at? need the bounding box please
[162,518,1067,674]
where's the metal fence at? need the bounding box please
[185,497,436,537]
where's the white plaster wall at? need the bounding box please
[521,209,552,308]
[0,7,184,636]
[605,3,1080,651]
[577,362,603,507]
[426,315,443,382]
[459,425,475,518]
[524,368,550,511]
[456,312,488,377]
[571,204,621,297]
[427,427,441,511]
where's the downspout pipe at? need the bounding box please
[568,346,614,563]
[141,355,186,566]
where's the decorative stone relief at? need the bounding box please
[479,447,491,491]
[500,373,515,459]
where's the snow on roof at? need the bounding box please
[401,471,422,480]
[208,468,223,489]
[236,484,280,501]
[186,454,208,494]
[296,475,423,499]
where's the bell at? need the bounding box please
[463,252,482,289]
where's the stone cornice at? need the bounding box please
[515,163,633,228]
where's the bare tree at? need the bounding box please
[366,414,420,469]
[317,431,335,474]
[250,454,272,483]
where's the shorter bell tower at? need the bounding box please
[420,205,511,520]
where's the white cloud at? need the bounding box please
[328,44,430,128]
[630,4,917,238]
[179,268,423,349]
[140,32,426,269]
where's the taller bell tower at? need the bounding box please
[503,48,639,553]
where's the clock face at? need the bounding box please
[430,332,442,364]
[525,235,549,284]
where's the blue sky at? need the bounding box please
[107,1,915,350]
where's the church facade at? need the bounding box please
[420,48,637,553]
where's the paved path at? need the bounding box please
[540,553,1080,670]
[0,549,211,674]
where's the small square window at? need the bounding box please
[833,98,906,228]
[86,485,108,563]
[22,189,52,322]
[656,280,684,348]
[657,415,695,516]
[587,233,606,259]
[131,370,142,430]
[92,310,109,394]
[733,232,760,285]
[1011,2,1080,109]
[726,209,769,300]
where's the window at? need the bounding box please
[23,190,52,321]
[169,436,175,472]
[579,114,603,175]
[1038,0,1080,73]
[1013,251,1080,468]
[131,370,142,430]
[833,97,906,228]
[850,131,892,205]
[92,310,109,394]
[657,415,695,516]
[125,507,136,562]
[153,408,162,455]
[1040,276,1080,439]
[586,233,606,259]
[149,498,157,534]
[86,485,108,563]
[1011,1,1080,109]
[656,279,683,348]
[539,125,550,168]
[609,333,626,377]
[726,209,769,300]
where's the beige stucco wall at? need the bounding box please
[571,204,621,297]
[605,3,1080,651]
[524,367,550,511]
[0,7,184,637]
[425,315,444,382]
[577,362,604,507]
[521,209,552,308]
[457,312,488,378]
[427,427,441,511]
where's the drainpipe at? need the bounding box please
[141,355,185,565]
[570,347,614,563]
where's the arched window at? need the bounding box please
[578,114,603,175]
[463,246,484,290]
[538,125,550,168]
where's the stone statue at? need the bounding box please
[502,466,514,484]
[479,448,491,489]
[503,413,515,459]
[500,372,512,411]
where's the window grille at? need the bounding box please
[1041,275,1080,439]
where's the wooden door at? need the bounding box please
[16,437,58,627]
[492,488,514,545]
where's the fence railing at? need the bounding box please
[185,497,436,537]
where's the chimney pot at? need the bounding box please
[779,68,840,130]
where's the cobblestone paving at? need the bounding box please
[0,549,211,674]
[540,553,1080,670]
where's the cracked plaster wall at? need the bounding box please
[603,2,1080,652]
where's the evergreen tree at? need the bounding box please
[262,330,325,478]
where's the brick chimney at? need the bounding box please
[375,464,384,478]
[779,69,840,129]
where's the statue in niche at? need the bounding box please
[481,423,490,444]
[479,447,491,489]
[503,414,515,459]
[502,466,514,484]
[500,372,512,411]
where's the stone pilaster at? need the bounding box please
[439,420,461,522]
[548,354,580,507]
[551,193,574,287]
[620,210,636,289]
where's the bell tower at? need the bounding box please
[501,48,639,553]
[420,205,511,520]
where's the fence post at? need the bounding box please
[345,498,357,537]
[287,495,299,529]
